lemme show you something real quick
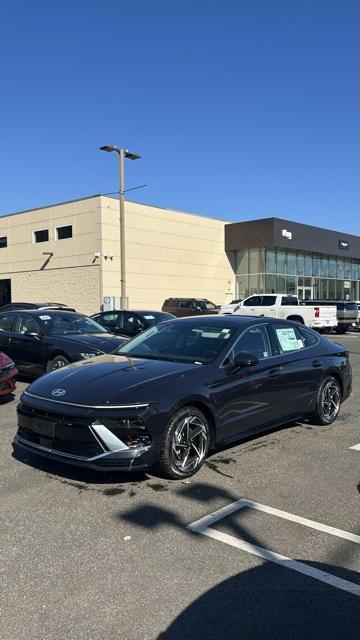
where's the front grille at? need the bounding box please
[17,404,104,458]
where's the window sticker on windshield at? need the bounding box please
[39,315,52,320]
[275,328,301,352]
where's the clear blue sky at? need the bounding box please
[0,0,358,233]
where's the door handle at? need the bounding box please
[268,367,283,378]
[312,360,322,368]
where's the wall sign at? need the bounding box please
[339,240,349,250]
[282,229,292,240]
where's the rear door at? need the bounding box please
[269,322,324,417]
[11,314,45,374]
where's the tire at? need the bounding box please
[46,355,70,372]
[157,406,210,479]
[312,375,341,425]
[335,326,347,334]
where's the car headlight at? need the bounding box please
[78,352,103,360]
[92,418,152,448]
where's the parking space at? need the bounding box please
[1,334,359,640]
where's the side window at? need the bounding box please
[230,325,272,361]
[15,315,41,336]
[122,313,144,334]
[298,327,319,348]
[261,296,277,306]
[243,296,262,307]
[273,324,305,353]
[281,296,298,306]
[0,314,15,332]
[180,300,192,309]
[99,312,119,331]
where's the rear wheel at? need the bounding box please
[157,406,210,479]
[335,326,347,334]
[312,375,341,425]
[46,355,70,372]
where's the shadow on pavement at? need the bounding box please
[156,560,359,640]
[119,482,360,640]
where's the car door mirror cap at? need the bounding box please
[225,351,260,371]
[28,332,42,340]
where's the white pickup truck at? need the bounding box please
[223,293,337,330]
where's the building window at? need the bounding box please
[56,225,73,240]
[0,236,7,248]
[33,229,49,243]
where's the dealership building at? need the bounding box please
[0,194,359,315]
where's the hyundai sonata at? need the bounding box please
[15,316,351,478]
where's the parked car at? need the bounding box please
[219,299,243,314]
[162,297,220,317]
[354,302,360,331]
[0,309,128,376]
[91,309,175,337]
[0,351,18,396]
[231,294,337,330]
[301,300,358,334]
[0,302,76,312]
[15,315,351,479]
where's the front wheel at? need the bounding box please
[46,355,70,372]
[312,376,341,425]
[157,406,210,479]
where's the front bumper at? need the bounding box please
[15,397,167,472]
[13,434,153,471]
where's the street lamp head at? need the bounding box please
[100,145,141,160]
[100,145,118,153]
[124,150,141,161]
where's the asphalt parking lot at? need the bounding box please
[1,334,359,640]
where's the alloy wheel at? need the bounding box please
[171,415,208,474]
[321,379,340,422]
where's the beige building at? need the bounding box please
[0,195,235,315]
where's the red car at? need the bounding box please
[0,351,18,396]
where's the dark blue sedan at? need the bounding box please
[0,309,128,375]
[14,316,351,478]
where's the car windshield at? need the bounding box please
[38,313,108,335]
[116,321,235,363]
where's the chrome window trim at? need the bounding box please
[23,391,149,410]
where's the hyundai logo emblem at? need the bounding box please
[51,388,66,397]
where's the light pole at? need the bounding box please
[100,145,141,309]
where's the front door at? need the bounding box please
[212,323,285,441]
[297,286,313,301]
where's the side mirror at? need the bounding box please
[226,351,259,371]
[28,332,41,340]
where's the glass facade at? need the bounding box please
[234,248,360,300]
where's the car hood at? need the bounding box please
[46,333,127,353]
[24,354,201,407]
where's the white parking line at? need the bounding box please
[188,499,360,597]
[350,444,360,451]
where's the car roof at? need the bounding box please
[0,309,82,317]
[97,309,171,314]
